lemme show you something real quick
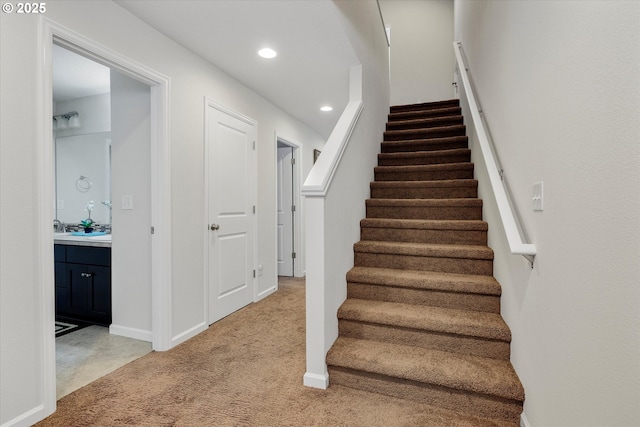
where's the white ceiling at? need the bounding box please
[54,0,360,139]
[53,44,110,102]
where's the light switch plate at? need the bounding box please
[122,195,133,210]
[533,182,544,211]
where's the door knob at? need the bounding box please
[210,224,220,231]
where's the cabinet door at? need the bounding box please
[64,263,111,324]
[87,264,111,324]
[66,263,91,317]
[55,261,70,315]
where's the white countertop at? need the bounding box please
[54,233,112,248]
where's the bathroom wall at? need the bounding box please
[55,132,111,225]
[109,69,152,340]
[54,93,111,225]
[54,92,110,137]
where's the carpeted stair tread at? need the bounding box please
[378,148,471,166]
[338,298,511,342]
[374,162,474,181]
[366,198,483,221]
[375,163,473,174]
[371,179,477,190]
[327,337,525,402]
[390,99,459,113]
[346,266,501,296]
[386,115,463,131]
[388,106,462,122]
[370,179,478,200]
[381,136,468,153]
[360,217,488,244]
[384,125,466,142]
[354,240,494,260]
[361,218,487,232]
[366,198,482,208]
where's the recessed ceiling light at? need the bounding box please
[258,48,277,59]
[320,106,333,112]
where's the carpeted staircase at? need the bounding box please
[326,99,525,426]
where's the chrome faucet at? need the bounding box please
[53,219,65,232]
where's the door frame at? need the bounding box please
[274,135,302,278]
[38,17,172,414]
[203,97,258,324]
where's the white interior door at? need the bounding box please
[207,103,256,325]
[277,146,294,276]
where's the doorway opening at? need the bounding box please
[52,43,155,398]
[41,19,172,412]
[276,137,300,277]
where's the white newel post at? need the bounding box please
[302,195,330,388]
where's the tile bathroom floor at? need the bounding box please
[56,325,152,399]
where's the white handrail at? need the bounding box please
[302,99,363,197]
[453,41,537,264]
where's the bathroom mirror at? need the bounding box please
[55,132,111,225]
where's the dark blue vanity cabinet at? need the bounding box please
[55,244,112,325]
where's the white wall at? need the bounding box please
[379,0,454,105]
[0,1,328,425]
[109,69,153,340]
[1,11,54,426]
[454,1,640,426]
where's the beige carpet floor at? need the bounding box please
[37,277,508,426]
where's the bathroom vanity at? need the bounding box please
[54,234,112,325]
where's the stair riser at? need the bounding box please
[366,205,483,221]
[375,169,474,181]
[381,139,468,153]
[328,367,523,424]
[390,100,460,113]
[347,282,500,313]
[354,253,493,276]
[371,186,477,199]
[339,321,510,360]
[388,107,462,122]
[378,153,470,166]
[384,126,466,142]
[386,117,463,131]
[360,227,486,245]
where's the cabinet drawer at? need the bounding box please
[66,246,111,266]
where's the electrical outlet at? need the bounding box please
[122,195,133,210]
[533,182,544,211]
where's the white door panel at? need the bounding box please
[207,103,256,324]
[277,146,294,276]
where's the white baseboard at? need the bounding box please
[521,412,532,427]
[171,321,207,348]
[303,372,329,389]
[0,403,47,427]
[257,286,277,300]
[109,324,152,342]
